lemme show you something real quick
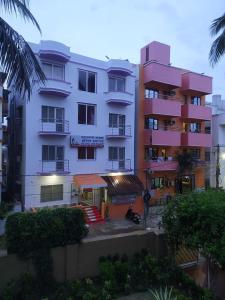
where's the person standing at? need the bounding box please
[143,189,151,228]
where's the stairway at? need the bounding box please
[81,206,105,224]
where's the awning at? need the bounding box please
[101,175,144,196]
[74,174,107,189]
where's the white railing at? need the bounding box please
[107,125,131,137]
[106,159,131,171]
[40,160,69,174]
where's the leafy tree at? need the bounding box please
[209,12,225,66]
[0,0,45,97]
[163,189,225,287]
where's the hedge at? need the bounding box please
[5,207,88,257]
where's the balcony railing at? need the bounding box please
[143,157,178,172]
[181,132,212,147]
[144,127,181,146]
[39,119,70,135]
[106,126,131,138]
[39,160,70,175]
[106,159,132,171]
[105,91,133,106]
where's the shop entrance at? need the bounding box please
[80,187,105,209]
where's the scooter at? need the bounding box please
[125,207,141,224]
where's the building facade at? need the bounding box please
[137,41,212,201]
[9,40,143,218]
[207,95,225,188]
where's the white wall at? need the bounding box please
[20,41,136,209]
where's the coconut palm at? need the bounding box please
[150,287,177,300]
[209,12,225,66]
[0,0,45,98]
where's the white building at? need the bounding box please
[207,95,225,188]
[9,40,143,214]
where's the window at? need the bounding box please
[41,184,63,202]
[78,104,95,125]
[108,147,125,160]
[145,117,158,130]
[42,106,64,122]
[191,96,201,106]
[190,122,201,133]
[78,70,96,93]
[151,177,165,190]
[146,46,149,62]
[144,147,158,160]
[109,113,125,128]
[42,145,64,161]
[145,89,159,99]
[190,148,201,159]
[42,62,64,80]
[78,147,95,160]
[109,76,125,92]
[205,151,210,161]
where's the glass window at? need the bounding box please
[205,151,210,161]
[41,184,63,202]
[190,148,201,159]
[78,104,95,125]
[146,46,149,62]
[191,96,201,106]
[78,147,95,159]
[42,106,63,123]
[144,147,158,160]
[108,76,125,92]
[78,70,96,93]
[109,147,118,160]
[42,62,64,80]
[145,89,159,99]
[151,177,165,190]
[78,70,86,91]
[190,123,201,133]
[109,113,118,128]
[88,72,96,93]
[145,117,158,130]
[87,105,95,125]
[42,145,64,161]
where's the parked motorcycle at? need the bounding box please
[125,207,141,224]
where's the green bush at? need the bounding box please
[5,207,88,257]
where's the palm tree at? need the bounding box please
[0,0,45,98]
[209,12,225,66]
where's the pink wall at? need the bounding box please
[144,63,181,88]
[181,132,212,147]
[143,160,178,171]
[144,129,181,146]
[182,72,212,95]
[141,41,170,65]
[181,104,212,121]
[144,99,181,117]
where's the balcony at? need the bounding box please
[143,158,178,172]
[181,72,212,95]
[181,132,212,147]
[144,62,181,89]
[106,59,133,76]
[181,104,212,121]
[144,98,181,117]
[39,120,70,136]
[106,159,132,172]
[38,79,72,97]
[144,129,181,146]
[39,40,70,62]
[105,91,133,105]
[38,160,70,175]
[106,126,131,139]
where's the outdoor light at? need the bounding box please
[222,153,225,160]
[115,179,119,184]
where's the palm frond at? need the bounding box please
[0,17,45,98]
[209,28,225,67]
[210,13,225,36]
[0,0,41,33]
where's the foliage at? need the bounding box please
[209,12,225,66]
[0,250,215,300]
[176,152,194,174]
[5,207,88,258]
[0,201,13,220]
[150,287,176,300]
[0,0,45,98]
[163,189,225,267]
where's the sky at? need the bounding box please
[4,0,225,100]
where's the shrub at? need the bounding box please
[6,207,88,257]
